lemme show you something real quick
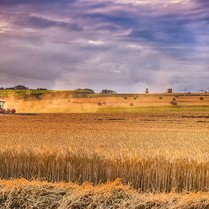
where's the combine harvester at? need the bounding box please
[0,100,16,114]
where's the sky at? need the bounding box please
[0,0,209,93]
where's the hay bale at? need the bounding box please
[200,97,204,101]
[170,98,177,106]
[170,100,178,106]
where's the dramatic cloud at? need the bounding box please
[0,0,209,92]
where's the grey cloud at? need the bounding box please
[0,0,209,92]
[14,15,83,31]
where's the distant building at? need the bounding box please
[167,88,173,93]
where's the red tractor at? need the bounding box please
[0,101,16,114]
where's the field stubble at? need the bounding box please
[1,179,209,209]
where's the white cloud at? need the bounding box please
[87,40,106,46]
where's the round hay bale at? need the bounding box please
[170,100,178,106]
[200,97,204,101]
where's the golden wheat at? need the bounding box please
[0,112,208,193]
[1,149,209,192]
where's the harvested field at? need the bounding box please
[1,112,209,194]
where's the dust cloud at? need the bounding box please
[3,92,101,113]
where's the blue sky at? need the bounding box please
[0,0,209,92]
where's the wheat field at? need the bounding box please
[1,94,209,208]
[0,112,209,195]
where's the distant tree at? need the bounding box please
[76,88,95,94]
[37,88,48,91]
[100,89,116,94]
[6,87,14,90]
[14,85,29,90]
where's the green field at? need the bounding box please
[98,105,209,113]
[0,89,93,99]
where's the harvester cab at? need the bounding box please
[0,100,16,114]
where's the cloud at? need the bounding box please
[0,0,209,92]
